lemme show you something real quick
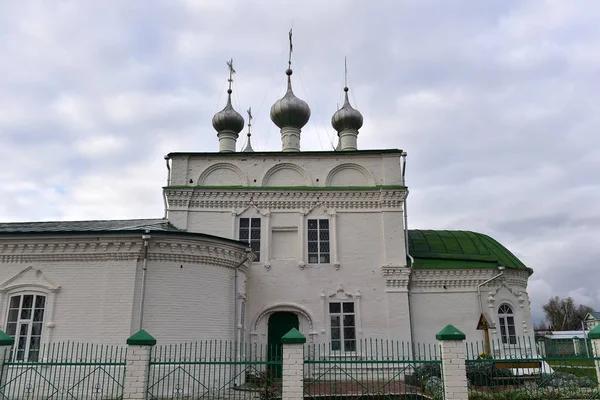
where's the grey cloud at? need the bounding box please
[1,0,600,321]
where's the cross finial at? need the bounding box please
[247,107,253,135]
[288,28,293,68]
[344,56,348,88]
[226,58,236,92]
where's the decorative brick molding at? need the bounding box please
[412,269,529,290]
[0,237,249,270]
[165,188,407,211]
[381,265,410,288]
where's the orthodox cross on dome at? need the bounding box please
[226,58,236,92]
[247,107,253,135]
[243,106,254,152]
[288,28,293,69]
[344,56,348,89]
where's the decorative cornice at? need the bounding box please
[0,238,249,270]
[411,269,529,290]
[381,265,411,288]
[165,188,406,211]
[0,241,143,263]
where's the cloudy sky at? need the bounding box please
[1,0,599,323]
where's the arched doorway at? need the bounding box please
[267,312,299,377]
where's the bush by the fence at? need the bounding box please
[537,371,596,389]
[404,363,441,390]
[466,361,514,387]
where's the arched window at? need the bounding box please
[498,304,516,345]
[5,294,46,361]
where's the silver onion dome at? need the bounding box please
[270,69,311,129]
[332,87,363,132]
[212,89,245,134]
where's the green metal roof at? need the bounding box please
[0,218,247,246]
[167,149,404,158]
[0,218,179,233]
[407,230,531,272]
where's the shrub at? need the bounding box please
[466,361,514,387]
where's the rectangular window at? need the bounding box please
[308,219,330,264]
[329,301,356,352]
[6,294,46,361]
[239,218,261,262]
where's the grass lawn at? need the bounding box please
[546,359,597,379]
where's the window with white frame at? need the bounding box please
[308,219,330,264]
[498,303,516,345]
[239,218,261,262]
[329,301,356,352]
[5,294,46,361]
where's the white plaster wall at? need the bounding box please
[410,269,533,350]
[245,209,410,348]
[140,260,241,343]
[0,259,137,344]
[169,152,403,188]
[411,291,482,345]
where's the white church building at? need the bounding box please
[0,49,534,362]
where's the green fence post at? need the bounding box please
[0,331,14,389]
[588,325,600,390]
[281,328,306,400]
[123,330,156,400]
[437,325,468,400]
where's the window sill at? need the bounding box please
[304,263,340,270]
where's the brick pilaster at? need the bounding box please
[437,324,468,400]
[281,328,306,400]
[123,330,156,400]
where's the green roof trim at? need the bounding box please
[408,230,531,273]
[0,219,248,247]
[126,330,157,346]
[281,328,306,344]
[588,325,600,340]
[0,331,14,346]
[436,324,466,341]
[167,149,404,158]
[164,185,407,191]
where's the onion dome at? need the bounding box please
[212,89,245,134]
[270,69,311,129]
[332,87,363,132]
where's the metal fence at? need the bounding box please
[0,342,126,400]
[466,336,600,399]
[304,339,443,400]
[147,341,282,400]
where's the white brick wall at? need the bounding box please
[282,344,304,400]
[439,339,468,400]
[123,344,152,400]
[137,259,244,342]
[0,259,137,344]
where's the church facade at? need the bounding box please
[0,53,534,362]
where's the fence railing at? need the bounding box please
[304,339,443,400]
[466,336,600,399]
[147,341,283,400]
[0,342,126,400]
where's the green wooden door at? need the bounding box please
[267,312,299,378]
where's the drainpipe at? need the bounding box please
[400,152,417,355]
[138,231,151,331]
[163,155,171,219]
[233,248,253,386]
[477,266,505,354]
[477,266,505,316]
